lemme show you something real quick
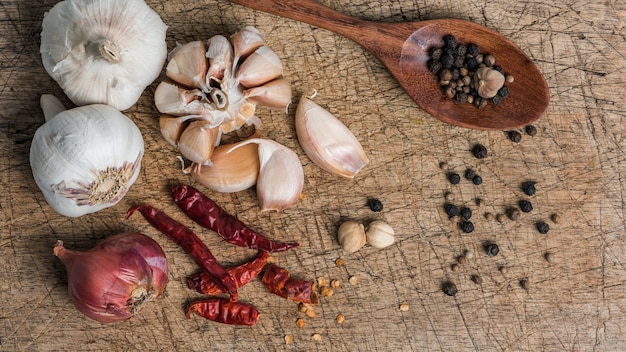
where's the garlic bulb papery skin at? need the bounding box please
[295,96,369,179]
[40,0,167,111]
[153,27,291,149]
[231,138,304,212]
[30,95,144,217]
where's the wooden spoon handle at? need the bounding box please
[226,0,372,43]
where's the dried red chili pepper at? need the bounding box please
[170,185,299,253]
[126,205,238,299]
[262,264,319,304]
[187,250,269,295]
[186,298,259,326]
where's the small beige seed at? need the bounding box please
[336,314,346,324]
[311,333,322,342]
[399,303,409,312]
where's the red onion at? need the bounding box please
[54,233,168,324]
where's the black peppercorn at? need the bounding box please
[485,243,499,257]
[472,175,483,185]
[459,221,474,233]
[472,144,488,159]
[525,125,537,136]
[464,168,476,180]
[444,203,459,218]
[460,207,472,220]
[448,172,461,185]
[521,181,537,196]
[442,281,458,296]
[467,43,480,56]
[537,221,550,234]
[519,200,533,213]
[367,198,383,212]
[508,130,522,143]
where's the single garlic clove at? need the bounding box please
[244,78,292,110]
[236,46,284,88]
[337,221,366,254]
[365,220,395,249]
[177,120,220,166]
[190,140,260,193]
[159,114,192,147]
[206,35,233,82]
[230,138,304,211]
[295,96,369,179]
[167,41,208,90]
[230,26,265,67]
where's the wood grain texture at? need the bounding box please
[1,0,625,351]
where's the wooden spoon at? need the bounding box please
[226,0,549,130]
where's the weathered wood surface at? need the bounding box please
[1,0,625,351]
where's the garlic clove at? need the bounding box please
[244,78,292,110]
[159,114,193,147]
[230,26,265,67]
[206,35,233,82]
[40,0,167,111]
[167,41,208,90]
[190,140,260,193]
[235,46,284,88]
[295,96,369,179]
[365,220,395,249]
[337,221,366,254]
[177,120,220,166]
[230,138,304,211]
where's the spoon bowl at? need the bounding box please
[227,0,550,130]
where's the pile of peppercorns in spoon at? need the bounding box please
[428,34,514,108]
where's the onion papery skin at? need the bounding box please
[54,233,168,324]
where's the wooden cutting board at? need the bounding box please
[1,0,625,350]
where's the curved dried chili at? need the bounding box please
[170,185,299,253]
[186,298,259,326]
[126,205,238,299]
[187,250,269,295]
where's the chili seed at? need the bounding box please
[521,181,537,196]
[442,281,458,296]
[507,130,521,143]
[444,203,459,218]
[525,125,537,136]
[472,144,488,159]
[460,207,472,220]
[464,168,476,180]
[367,198,383,212]
[448,172,461,184]
[459,221,474,233]
[472,175,483,185]
[537,221,550,234]
[485,243,499,257]
[519,200,533,213]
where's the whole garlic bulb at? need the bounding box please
[30,95,144,217]
[40,0,168,111]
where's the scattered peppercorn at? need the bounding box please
[525,125,537,136]
[448,172,461,184]
[459,221,475,233]
[444,203,459,218]
[521,181,537,196]
[536,221,550,234]
[472,144,488,159]
[507,207,521,221]
[508,130,522,143]
[519,200,533,213]
[472,175,483,185]
[460,207,472,220]
[464,168,476,180]
[485,243,499,257]
[367,198,383,212]
[442,281,458,296]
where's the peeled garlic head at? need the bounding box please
[231,138,304,212]
[295,96,369,179]
[40,0,167,110]
[30,95,144,217]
